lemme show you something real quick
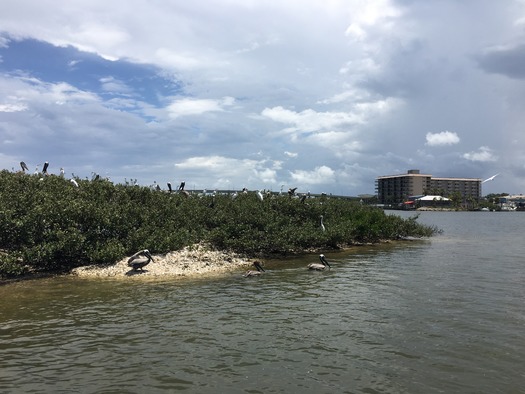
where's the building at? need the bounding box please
[376,169,481,205]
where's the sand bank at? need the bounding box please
[70,244,255,279]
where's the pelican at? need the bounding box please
[42,161,49,175]
[482,173,500,183]
[308,254,331,270]
[320,215,326,232]
[20,161,29,172]
[127,249,154,272]
[243,261,265,277]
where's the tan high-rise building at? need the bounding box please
[376,169,482,204]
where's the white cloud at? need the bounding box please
[1,1,525,194]
[462,146,498,162]
[262,98,400,136]
[0,103,27,112]
[425,131,460,146]
[167,96,235,118]
[290,166,335,185]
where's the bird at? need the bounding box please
[243,261,266,277]
[288,187,297,197]
[167,182,173,193]
[320,215,326,232]
[60,168,65,177]
[70,179,79,187]
[42,161,49,175]
[20,161,29,172]
[256,190,264,201]
[482,173,500,183]
[308,254,331,271]
[127,249,154,272]
[178,181,185,191]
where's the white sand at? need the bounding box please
[70,244,255,279]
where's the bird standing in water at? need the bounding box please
[243,261,266,277]
[308,254,331,270]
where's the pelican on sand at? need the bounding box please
[308,254,331,271]
[243,261,266,277]
[127,249,154,272]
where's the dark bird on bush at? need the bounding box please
[288,187,297,197]
[308,254,331,271]
[42,161,49,175]
[167,182,173,193]
[20,161,29,172]
[127,249,154,272]
[243,261,265,277]
[178,181,185,191]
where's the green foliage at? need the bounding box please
[0,170,438,278]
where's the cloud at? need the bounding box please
[0,103,27,112]
[425,131,460,146]
[174,155,280,188]
[477,44,525,80]
[1,1,525,194]
[261,98,400,136]
[462,146,498,162]
[290,166,335,185]
[167,96,235,118]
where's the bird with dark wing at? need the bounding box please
[308,254,331,271]
[127,249,154,272]
[243,261,266,277]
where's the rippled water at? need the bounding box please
[1,211,524,393]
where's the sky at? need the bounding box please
[1,0,524,196]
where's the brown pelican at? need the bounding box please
[243,261,265,277]
[127,249,154,272]
[20,161,29,172]
[308,254,331,270]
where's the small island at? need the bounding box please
[0,170,438,280]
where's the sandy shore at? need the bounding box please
[70,244,255,279]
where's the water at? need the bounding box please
[1,211,524,393]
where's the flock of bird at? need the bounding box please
[125,249,332,276]
[242,253,332,278]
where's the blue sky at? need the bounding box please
[1,0,525,195]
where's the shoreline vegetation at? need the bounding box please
[0,169,439,281]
